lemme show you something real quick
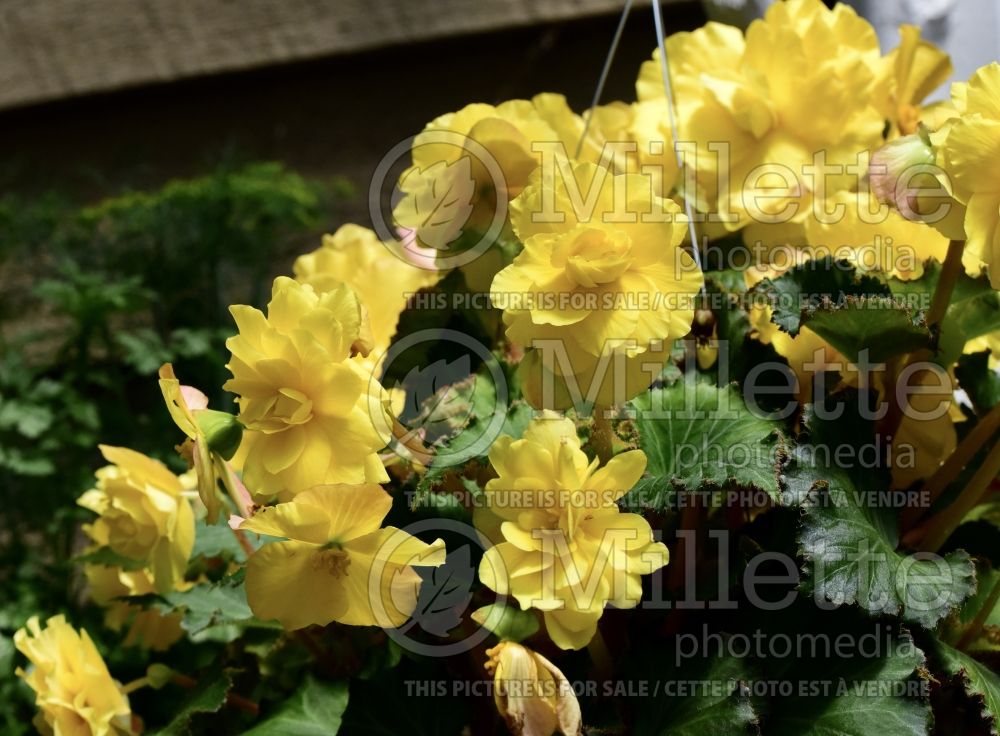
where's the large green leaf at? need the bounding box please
[630,380,792,509]
[797,458,975,628]
[631,647,758,735]
[243,676,348,736]
[803,297,931,363]
[759,612,930,736]
[754,257,890,337]
[927,638,1000,735]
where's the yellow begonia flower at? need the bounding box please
[939,62,1000,287]
[492,162,702,409]
[484,640,582,736]
[159,363,247,523]
[84,564,185,651]
[393,95,580,270]
[637,0,884,239]
[78,445,195,595]
[225,277,392,499]
[804,190,950,280]
[294,224,440,365]
[15,615,135,736]
[874,24,952,137]
[476,413,668,650]
[235,484,446,630]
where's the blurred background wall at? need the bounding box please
[1,0,995,213]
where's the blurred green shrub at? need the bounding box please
[0,162,342,731]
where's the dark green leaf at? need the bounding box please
[243,676,348,736]
[754,257,890,337]
[798,459,975,628]
[631,645,757,735]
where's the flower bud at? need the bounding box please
[485,641,581,736]
[194,409,244,461]
[145,663,175,689]
[869,131,936,211]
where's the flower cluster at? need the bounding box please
[17,3,1000,736]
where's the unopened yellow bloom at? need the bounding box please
[225,277,392,498]
[939,62,1000,287]
[476,414,668,650]
[484,641,582,736]
[15,615,134,736]
[492,162,702,409]
[637,0,884,238]
[78,445,195,595]
[235,483,446,630]
[84,565,185,651]
[294,224,440,363]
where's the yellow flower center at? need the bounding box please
[269,388,314,427]
[311,548,351,579]
[561,228,633,288]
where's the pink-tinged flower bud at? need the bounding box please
[869,132,936,212]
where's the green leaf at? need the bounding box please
[631,646,757,735]
[471,603,539,642]
[630,380,791,509]
[149,573,276,642]
[797,458,975,628]
[151,668,234,736]
[760,612,930,736]
[754,257,890,337]
[0,401,53,438]
[928,638,1000,734]
[191,519,248,563]
[803,297,931,363]
[243,676,348,736]
[116,328,173,375]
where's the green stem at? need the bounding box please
[925,239,966,331]
[121,677,151,695]
[901,401,1000,530]
[914,436,1000,553]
